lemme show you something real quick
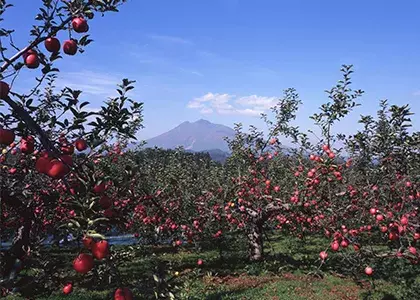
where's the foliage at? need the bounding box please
[0,0,419,299]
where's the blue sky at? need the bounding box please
[3,0,420,143]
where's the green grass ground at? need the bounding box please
[4,234,420,299]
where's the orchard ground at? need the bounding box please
[4,233,419,300]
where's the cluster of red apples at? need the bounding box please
[0,127,88,179]
[23,17,88,69]
[68,237,133,299]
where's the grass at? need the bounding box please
[4,233,420,299]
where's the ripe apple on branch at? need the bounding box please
[0,0,143,297]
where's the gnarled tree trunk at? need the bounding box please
[0,190,33,285]
[247,220,264,261]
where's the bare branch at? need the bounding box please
[2,95,59,155]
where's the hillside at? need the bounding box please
[145,119,235,153]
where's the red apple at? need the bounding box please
[91,240,109,260]
[47,159,70,179]
[20,136,35,154]
[61,144,74,155]
[331,241,340,251]
[99,195,112,209]
[82,236,94,249]
[197,259,203,266]
[63,40,78,55]
[380,226,388,233]
[364,266,373,276]
[104,208,114,218]
[319,251,328,260]
[25,53,40,69]
[73,253,94,274]
[36,156,51,174]
[340,239,349,248]
[114,287,133,300]
[44,37,60,53]
[0,128,15,145]
[389,232,399,241]
[75,138,88,151]
[72,17,89,33]
[63,283,73,294]
[409,246,417,255]
[93,182,106,194]
[22,49,36,61]
[0,81,10,99]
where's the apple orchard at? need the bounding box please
[0,0,419,299]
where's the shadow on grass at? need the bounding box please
[11,233,420,299]
[186,289,249,300]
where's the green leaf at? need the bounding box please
[85,232,106,240]
[69,219,81,228]
[88,201,96,210]
[80,101,90,108]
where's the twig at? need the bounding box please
[0,15,72,73]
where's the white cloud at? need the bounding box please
[236,108,265,116]
[413,91,420,96]
[187,101,204,109]
[236,95,277,110]
[200,107,213,114]
[187,92,278,116]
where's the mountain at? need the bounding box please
[145,119,235,153]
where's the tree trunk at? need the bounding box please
[0,190,33,284]
[247,220,264,261]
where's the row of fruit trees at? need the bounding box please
[0,0,419,299]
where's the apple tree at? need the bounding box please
[0,0,144,298]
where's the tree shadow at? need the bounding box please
[203,289,249,300]
[381,294,397,300]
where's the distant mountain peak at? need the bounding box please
[145,119,234,152]
[195,119,211,124]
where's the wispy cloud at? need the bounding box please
[56,70,123,97]
[148,34,194,46]
[413,90,420,96]
[187,92,278,116]
[179,68,204,77]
